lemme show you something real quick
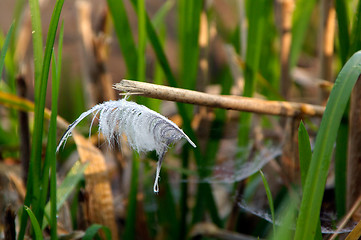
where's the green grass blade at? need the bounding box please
[106,0,137,77]
[335,119,348,218]
[298,121,322,240]
[19,0,63,238]
[238,0,268,152]
[137,0,146,82]
[29,0,65,222]
[24,206,43,240]
[271,197,297,240]
[259,170,276,235]
[178,0,202,89]
[294,51,361,240]
[290,0,318,68]
[123,154,140,239]
[152,0,174,29]
[349,0,361,54]
[335,0,350,64]
[298,121,312,188]
[0,23,14,80]
[83,224,112,240]
[28,0,44,98]
[42,161,88,229]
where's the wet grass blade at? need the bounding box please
[24,206,43,240]
[259,170,275,235]
[0,22,14,80]
[294,51,361,240]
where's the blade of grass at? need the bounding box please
[123,153,140,239]
[83,224,112,240]
[259,170,275,235]
[30,0,65,221]
[335,0,350,64]
[294,51,361,240]
[178,0,202,89]
[106,0,137,78]
[42,161,89,229]
[38,22,64,230]
[45,21,64,239]
[271,197,297,240]
[19,0,64,238]
[28,0,44,98]
[24,206,43,240]
[51,20,64,240]
[0,22,14,80]
[349,0,361,55]
[289,0,318,68]
[298,121,322,240]
[238,0,268,151]
[298,121,312,188]
[155,171,179,237]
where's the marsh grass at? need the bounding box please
[1,0,361,239]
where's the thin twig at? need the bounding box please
[114,80,325,118]
[329,195,361,240]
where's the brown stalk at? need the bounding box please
[76,0,115,105]
[197,10,209,92]
[16,76,30,184]
[114,80,325,117]
[278,0,294,100]
[347,75,361,218]
[319,0,335,102]
[73,133,118,240]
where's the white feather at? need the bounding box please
[57,98,196,192]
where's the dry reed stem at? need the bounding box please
[347,75,361,217]
[76,0,115,104]
[279,0,294,100]
[329,195,361,240]
[16,76,30,184]
[319,0,335,103]
[320,0,335,82]
[114,80,325,117]
[73,133,118,240]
